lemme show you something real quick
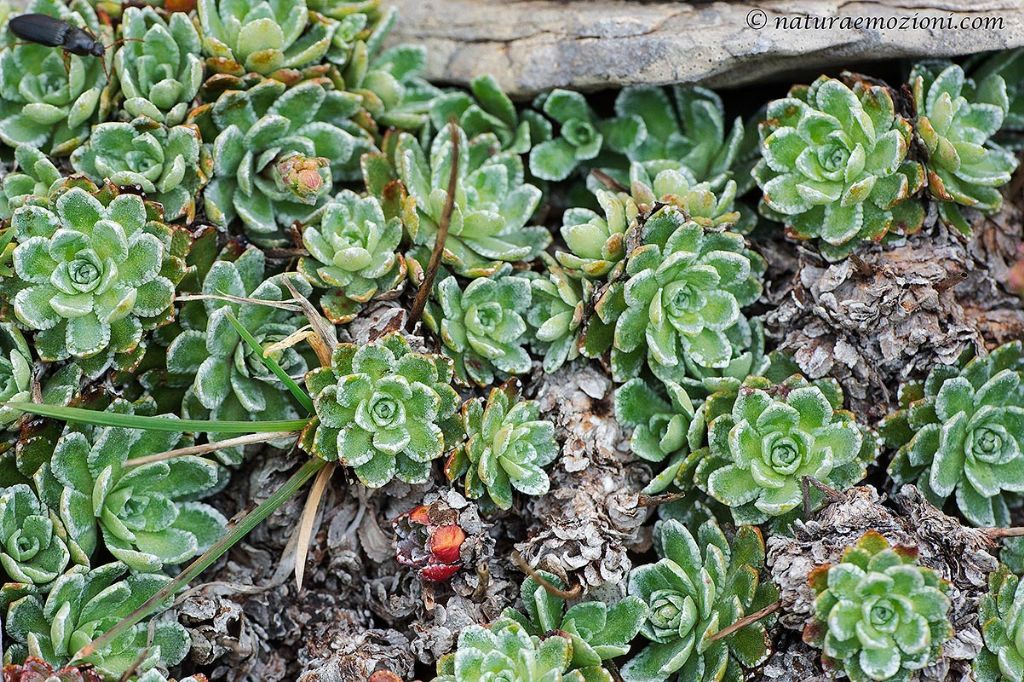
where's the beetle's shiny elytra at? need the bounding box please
[9,13,105,57]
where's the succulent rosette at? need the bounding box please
[302,333,462,488]
[430,74,550,154]
[71,120,211,222]
[0,0,113,155]
[910,61,1019,233]
[623,519,777,682]
[583,207,765,384]
[752,75,926,260]
[114,6,203,126]
[555,186,637,280]
[696,374,868,525]
[433,619,576,682]
[197,0,335,77]
[884,341,1024,527]
[445,383,559,510]
[296,189,405,323]
[805,531,953,682]
[0,145,64,221]
[0,484,71,589]
[526,257,592,373]
[10,185,183,374]
[4,562,190,677]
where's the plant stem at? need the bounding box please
[7,402,309,434]
[511,550,582,600]
[706,601,781,643]
[74,457,327,663]
[986,527,1024,539]
[408,120,460,329]
[124,432,299,467]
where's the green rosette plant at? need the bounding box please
[445,383,559,510]
[431,74,550,154]
[296,189,405,323]
[166,246,313,463]
[530,89,646,182]
[615,85,758,193]
[623,519,778,682]
[0,145,63,221]
[36,401,226,572]
[696,374,868,526]
[555,186,637,280]
[976,564,1024,682]
[626,162,755,234]
[114,7,204,126]
[883,341,1024,528]
[197,0,335,77]
[526,257,592,373]
[387,125,549,277]
[423,266,533,386]
[804,531,953,682]
[301,332,461,488]
[433,619,576,682]
[503,571,647,681]
[583,208,765,385]
[4,562,190,678]
[10,184,188,376]
[678,317,768,398]
[338,11,440,135]
[0,484,71,589]
[198,79,357,246]
[0,0,113,155]
[614,378,704,468]
[910,61,1019,233]
[971,48,1024,147]
[752,74,926,260]
[71,120,211,223]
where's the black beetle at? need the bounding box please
[8,13,105,57]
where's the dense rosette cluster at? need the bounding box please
[884,341,1024,527]
[502,571,647,681]
[303,333,461,488]
[431,74,549,154]
[616,85,759,193]
[0,484,70,589]
[0,0,112,155]
[446,383,559,510]
[0,145,63,221]
[911,62,1019,233]
[71,120,210,222]
[114,7,203,126]
[556,186,636,280]
[200,79,356,246]
[697,374,868,525]
[623,519,777,682]
[433,619,575,682]
[39,401,225,572]
[526,258,591,373]
[197,0,334,76]
[4,562,189,677]
[425,266,534,386]
[529,88,646,182]
[805,531,953,682]
[585,208,765,384]
[166,247,313,461]
[753,75,925,259]
[390,125,549,277]
[11,186,180,369]
[297,190,405,323]
[977,565,1024,682]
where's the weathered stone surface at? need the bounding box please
[389,0,1024,97]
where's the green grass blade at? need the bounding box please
[73,457,326,664]
[6,403,309,434]
[224,311,315,414]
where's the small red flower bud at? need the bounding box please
[421,563,462,582]
[429,524,465,565]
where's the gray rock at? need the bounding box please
[389,0,1024,97]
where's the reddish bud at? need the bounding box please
[429,524,465,564]
[407,504,431,526]
[421,563,462,582]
